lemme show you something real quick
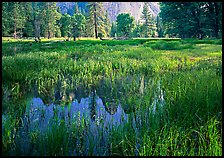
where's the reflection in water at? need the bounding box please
[4,77,166,155]
[151,79,165,114]
[19,93,129,155]
[23,96,128,133]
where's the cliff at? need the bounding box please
[57,2,160,23]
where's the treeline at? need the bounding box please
[2,2,158,40]
[2,2,222,40]
[159,2,222,39]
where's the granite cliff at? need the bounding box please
[57,2,160,23]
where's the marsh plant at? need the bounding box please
[2,38,222,156]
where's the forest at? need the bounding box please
[2,2,222,156]
[2,2,222,40]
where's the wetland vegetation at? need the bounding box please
[2,37,222,156]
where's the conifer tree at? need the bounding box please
[74,2,79,14]
[86,2,106,38]
[42,2,61,39]
[72,13,86,41]
[60,13,72,39]
[110,22,117,37]
[9,2,26,38]
[104,10,111,37]
[141,2,156,37]
[2,2,11,36]
[23,2,34,37]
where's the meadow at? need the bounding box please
[2,37,222,156]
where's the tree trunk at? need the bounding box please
[73,25,76,41]
[14,25,17,39]
[48,24,50,39]
[93,4,98,39]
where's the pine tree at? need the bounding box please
[159,2,222,39]
[206,2,222,38]
[156,15,163,38]
[132,21,141,38]
[110,22,117,37]
[86,2,106,38]
[2,2,11,36]
[8,2,26,38]
[72,13,86,41]
[33,2,42,41]
[104,10,111,37]
[74,2,79,14]
[60,13,72,39]
[141,2,155,37]
[42,2,61,39]
[23,2,34,37]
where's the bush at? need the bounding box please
[144,40,193,50]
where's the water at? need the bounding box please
[2,77,166,155]
[23,95,128,133]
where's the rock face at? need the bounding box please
[57,2,160,23]
[103,2,160,23]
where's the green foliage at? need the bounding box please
[72,13,86,40]
[86,2,106,38]
[159,2,222,39]
[5,2,25,36]
[132,24,139,38]
[116,13,135,38]
[104,10,111,37]
[23,2,34,37]
[2,2,11,36]
[60,13,72,37]
[110,22,117,37]
[156,15,163,37]
[144,40,194,50]
[41,2,62,39]
[2,38,222,155]
[140,2,156,37]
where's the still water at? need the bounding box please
[2,79,165,155]
[23,94,128,134]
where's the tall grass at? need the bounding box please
[2,38,222,156]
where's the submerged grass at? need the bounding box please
[2,38,222,156]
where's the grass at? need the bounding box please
[2,37,222,156]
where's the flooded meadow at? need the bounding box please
[2,38,222,156]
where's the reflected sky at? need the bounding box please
[23,94,128,134]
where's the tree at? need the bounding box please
[86,2,106,38]
[116,13,135,38]
[2,2,11,36]
[74,2,79,14]
[110,22,117,37]
[132,21,141,38]
[23,2,34,37]
[41,2,61,39]
[141,2,156,37]
[8,2,26,38]
[159,2,222,39]
[72,13,86,41]
[33,2,43,41]
[104,10,111,37]
[205,2,222,38]
[156,15,163,38]
[60,13,72,39]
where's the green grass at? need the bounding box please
[2,37,222,156]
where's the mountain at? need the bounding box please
[103,2,160,23]
[57,2,160,23]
